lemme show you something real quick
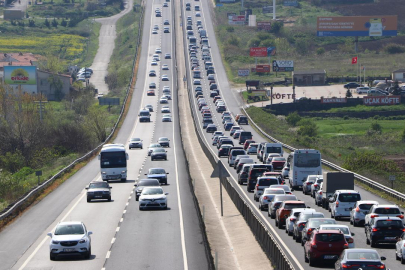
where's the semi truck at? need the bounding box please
[321,172,354,210]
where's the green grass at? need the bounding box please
[80,20,101,68]
[318,104,405,113]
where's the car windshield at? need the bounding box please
[264,189,285,195]
[300,213,324,221]
[309,219,336,227]
[142,187,163,195]
[159,138,169,141]
[138,180,159,186]
[321,226,350,235]
[338,193,361,202]
[359,204,374,210]
[153,148,166,153]
[149,144,161,148]
[284,203,306,210]
[315,233,344,242]
[376,220,403,228]
[149,168,166,174]
[89,182,109,189]
[294,153,321,168]
[374,208,400,214]
[55,224,84,235]
[347,252,379,260]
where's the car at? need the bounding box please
[145,168,169,185]
[155,48,162,54]
[310,177,323,197]
[224,121,233,131]
[206,124,217,133]
[139,187,168,210]
[151,148,167,161]
[152,30,158,34]
[97,93,104,99]
[366,217,405,247]
[195,12,201,17]
[149,82,156,89]
[281,166,289,179]
[285,208,316,236]
[319,224,355,248]
[147,89,155,96]
[293,212,325,242]
[85,181,112,202]
[47,221,92,260]
[212,131,224,139]
[164,27,170,33]
[151,61,158,66]
[335,249,387,270]
[164,20,170,25]
[301,218,337,246]
[148,143,162,156]
[364,204,404,226]
[163,2,168,7]
[193,79,201,85]
[268,194,297,218]
[165,53,171,59]
[265,153,281,164]
[218,144,232,157]
[275,201,308,229]
[158,137,170,147]
[356,86,370,94]
[304,229,348,266]
[134,179,160,201]
[217,138,233,149]
[222,116,232,124]
[162,64,169,70]
[155,12,161,17]
[129,137,143,149]
[217,105,226,113]
[152,54,160,61]
[186,6,191,10]
[162,74,169,81]
[233,154,250,170]
[160,96,169,104]
[194,86,203,92]
[330,190,362,220]
[344,82,361,89]
[145,104,154,112]
[349,200,378,227]
[238,116,248,125]
[302,175,319,195]
[258,188,285,211]
[162,114,172,122]
[396,232,405,264]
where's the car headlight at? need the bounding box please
[103,191,110,194]
[102,172,106,174]
[122,170,127,174]
[87,192,94,194]
[52,240,60,244]
[79,239,87,243]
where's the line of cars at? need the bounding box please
[75,67,93,82]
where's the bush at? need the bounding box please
[226,26,234,32]
[316,47,325,55]
[261,38,274,47]
[257,32,272,41]
[345,89,352,98]
[271,21,283,34]
[383,43,405,54]
[286,111,301,126]
[248,38,261,48]
[343,115,349,120]
[297,119,318,137]
[366,121,382,136]
[227,35,240,46]
[0,151,25,173]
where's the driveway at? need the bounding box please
[89,0,134,94]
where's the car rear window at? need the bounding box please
[359,204,374,210]
[259,178,279,186]
[232,150,245,156]
[376,220,403,228]
[284,203,306,210]
[338,193,361,202]
[315,233,344,242]
[300,214,324,221]
[309,219,336,227]
[138,180,159,186]
[264,189,285,195]
[374,208,401,214]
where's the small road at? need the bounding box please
[89,0,134,95]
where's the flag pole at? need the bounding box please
[359,63,362,86]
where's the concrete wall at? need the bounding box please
[37,70,71,100]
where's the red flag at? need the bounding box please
[351,57,358,64]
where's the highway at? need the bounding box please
[0,0,209,269]
[180,0,405,269]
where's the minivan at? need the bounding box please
[228,149,246,166]
[239,131,252,144]
[139,109,151,122]
[329,190,362,220]
[199,30,207,38]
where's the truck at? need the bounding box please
[321,172,354,210]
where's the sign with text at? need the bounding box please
[321,97,347,104]
[250,47,267,57]
[238,69,250,76]
[262,6,273,14]
[251,90,266,97]
[272,60,294,72]
[284,0,298,6]
[256,65,270,73]
[232,15,245,22]
[363,95,401,106]
[257,21,271,30]
[4,66,37,85]
[317,16,398,37]
[227,13,236,19]
[271,93,296,99]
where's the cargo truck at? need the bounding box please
[321,172,354,210]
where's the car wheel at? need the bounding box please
[50,253,56,261]
[292,232,296,240]
[331,211,334,218]
[139,206,143,211]
[295,235,300,243]
[301,239,305,246]
[87,198,91,203]
[271,213,275,219]
[267,211,270,217]
[308,254,316,267]
[151,158,154,161]
[370,238,376,248]
[366,236,370,245]
[396,251,400,260]
[84,247,91,259]
[278,221,283,229]
[164,180,167,185]
[275,219,279,227]
[121,178,126,182]
[401,255,405,264]
[136,196,139,201]
[288,230,292,236]
[165,157,167,160]
[108,196,111,202]
[349,218,353,225]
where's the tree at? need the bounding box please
[297,119,318,137]
[286,112,301,126]
[44,18,50,28]
[346,89,352,98]
[271,21,283,34]
[48,75,64,101]
[52,18,58,27]
[85,107,110,142]
[61,19,67,27]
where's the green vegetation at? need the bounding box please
[317,104,405,113]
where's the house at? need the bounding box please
[392,69,405,81]
[293,70,326,86]
[37,70,72,101]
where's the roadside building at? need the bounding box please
[37,70,72,101]
[392,69,405,82]
[293,70,326,86]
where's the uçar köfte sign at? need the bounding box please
[363,95,401,106]
[4,66,37,85]
[317,16,397,37]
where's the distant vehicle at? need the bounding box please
[344,82,361,89]
[162,74,169,81]
[356,86,370,94]
[151,148,167,161]
[162,114,172,122]
[139,109,151,122]
[129,137,143,149]
[134,179,160,201]
[86,181,112,202]
[158,137,170,147]
[149,70,156,76]
[396,231,405,264]
[162,64,169,70]
[145,168,169,185]
[139,187,168,210]
[148,143,161,156]
[349,200,378,227]
[99,144,128,181]
[288,149,322,190]
[165,53,171,59]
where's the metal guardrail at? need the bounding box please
[0,4,145,221]
[242,106,405,203]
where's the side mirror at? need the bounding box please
[380,256,386,261]
[134,184,138,186]
[307,206,310,208]
[351,233,355,236]
[165,192,169,195]
[88,231,93,236]
[47,232,52,237]
[402,212,404,214]
[109,187,112,189]
[167,172,169,174]
[328,194,333,198]
[144,174,147,175]
[85,187,89,189]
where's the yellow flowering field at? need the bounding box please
[0,34,86,59]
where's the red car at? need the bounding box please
[243,140,255,150]
[304,229,348,266]
[271,157,286,171]
[147,89,155,96]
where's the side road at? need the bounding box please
[89,0,134,95]
[174,0,273,269]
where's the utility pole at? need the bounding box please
[273,0,276,20]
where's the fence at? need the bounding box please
[0,4,146,221]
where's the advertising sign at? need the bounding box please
[220,0,236,3]
[238,69,250,76]
[284,0,298,6]
[262,6,273,14]
[232,15,245,22]
[272,60,294,72]
[250,47,267,57]
[227,13,236,19]
[363,95,401,106]
[321,97,347,104]
[251,90,266,97]
[4,66,37,85]
[317,16,398,37]
[257,21,271,30]
[256,65,270,73]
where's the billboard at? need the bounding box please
[283,0,298,7]
[273,60,294,72]
[317,16,397,37]
[262,6,273,14]
[363,95,401,106]
[4,66,37,85]
[250,47,267,57]
[321,97,347,104]
[257,21,271,30]
[232,15,245,22]
[238,69,250,76]
[251,90,266,97]
[256,65,270,73]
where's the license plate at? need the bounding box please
[64,248,75,252]
[95,196,102,198]
[385,237,396,240]
[324,255,336,259]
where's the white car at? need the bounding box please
[395,232,405,264]
[155,48,162,53]
[139,187,168,210]
[161,106,171,113]
[152,30,158,34]
[310,177,323,197]
[265,153,281,164]
[349,200,378,227]
[162,64,169,70]
[160,96,169,104]
[162,74,169,81]
[193,79,201,85]
[330,190,362,220]
[153,24,159,30]
[162,114,172,122]
[247,143,258,154]
[364,204,404,226]
[356,86,370,94]
[258,188,285,211]
[129,137,143,149]
[212,131,224,139]
[281,166,289,179]
[196,12,201,17]
[152,54,160,61]
[151,61,158,66]
[269,184,292,194]
[285,208,315,236]
[314,182,323,206]
[319,224,355,248]
[47,221,92,260]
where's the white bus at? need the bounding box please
[263,143,283,163]
[288,149,322,190]
[98,144,129,181]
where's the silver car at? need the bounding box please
[151,148,167,161]
[310,177,323,197]
[285,208,315,236]
[302,175,318,195]
[139,187,168,210]
[258,188,285,211]
[349,200,378,227]
[314,182,323,206]
[148,143,162,156]
[268,194,297,219]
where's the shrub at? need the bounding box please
[226,26,234,32]
[297,119,318,137]
[345,89,352,98]
[271,21,283,34]
[0,151,25,173]
[316,47,325,55]
[367,121,382,136]
[261,38,274,47]
[343,115,349,120]
[257,32,272,41]
[383,43,405,54]
[227,35,240,46]
[248,38,261,48]
[286,112,301,126]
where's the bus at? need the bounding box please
[98,144,129,181]
[287,149,322,190]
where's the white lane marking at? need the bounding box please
[106,251,111,259]
[18,191,87,270]
[184,3,305,270]
[120,218,124,223]
[123,210,126,214]
[116,227,120,232]
[172,4,188,269]
[111,238,116,244]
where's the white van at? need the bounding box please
[329,190,361,220]
[263,143,283,162]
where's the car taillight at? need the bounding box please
[355,207,360,212]
[397,215,404,219]
[256,185,259,190]
[319,191,322,195]
[402,228,405,232]
[371,214,379,218]
[263,196,268,200]
[371,265,385,269]
[372,228,379,232]
[311,242,317,249]
[347,237,354,243]
[342,263,360,268]
[336,201,339,208]
[290,217,296,221]
[313,184,318,187]
[343,243,349,249]
[307,228,312,235]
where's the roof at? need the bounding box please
[293,70,326,75]
[392,69,405,73]
[316,229,343,234]
[358,200,379,204]
[0,53,39,68]
[374,204,399,208]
